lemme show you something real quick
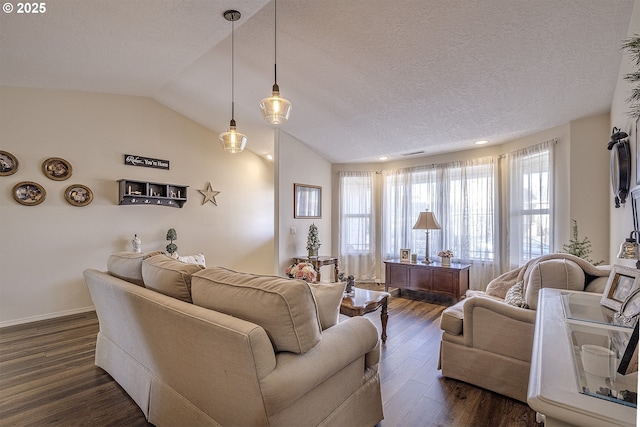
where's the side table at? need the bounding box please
[293,256,338,282]
[340,287,390,343]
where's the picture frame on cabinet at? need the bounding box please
[400,248,411,263]
[601,264,640,312]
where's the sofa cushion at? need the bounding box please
[308,282,346,330]
[191,267,322,354]
[440,299,465,335]
[142,254,204,303]
[504,282,528,309]
[525,258,585,309]
[107,251,163,286]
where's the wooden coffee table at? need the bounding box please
[340,287,390,342]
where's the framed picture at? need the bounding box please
[294,183,321,218]
[601,264,640,311]
[0,150,19,176]
[631,185,640,231]
[12,181,46,206]
[400,248,411,263]
[636,117,640,185]
[64,184,93,207]
[42,157,72,181]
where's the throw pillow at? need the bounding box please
[142,254,204,303]
[107,251,163,286]
[308,282,346,330]
[191,267,321,354]
[504,282,529,309]
[177,253,206,267]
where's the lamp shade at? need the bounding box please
[618,231,640,259]
[259,86,292,125]
[413,211,441,230]
[219,120,247,154]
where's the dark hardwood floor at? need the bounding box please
[0,286,540,427]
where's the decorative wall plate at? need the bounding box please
[42,157,72,181]
[12,181,46,206]
[0,150,19,176]
[64,184,93,207]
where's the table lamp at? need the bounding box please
[618,230,640,269]
[413,211,441,263]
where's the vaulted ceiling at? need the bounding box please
[0,0,634,163]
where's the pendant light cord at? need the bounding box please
[231,18,235,121]
[274,0,278,86]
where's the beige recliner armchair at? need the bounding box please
[438,254,610,402]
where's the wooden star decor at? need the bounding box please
[198,182,220,206]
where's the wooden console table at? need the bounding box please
[384,259,470,301]
[292,256,338,282]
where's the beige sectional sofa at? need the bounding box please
[84,252,383,427]
[438,254,611,402]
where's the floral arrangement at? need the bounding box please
[286,262,317,282]
[438,250,454,258]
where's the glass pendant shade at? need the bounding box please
[260,85,292,125]
[618,237,639,259]
[219,119,246,154]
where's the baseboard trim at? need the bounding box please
[0,306,96,328]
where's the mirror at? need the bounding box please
[294,183,321,218]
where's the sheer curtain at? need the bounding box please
[382,157,499,288]
[338,171,377,281]
[507,140,555,269]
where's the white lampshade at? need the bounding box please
[260,87,292,125]
[219,120,246,154]
[413,211,441,230]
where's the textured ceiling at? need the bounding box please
[0,0,635,163]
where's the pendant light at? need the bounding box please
[219,10,247,153]
[259,0,292,125]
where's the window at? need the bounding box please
[508,141,554,267]
[338,172,376,280]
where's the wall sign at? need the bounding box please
[124,154,170,170]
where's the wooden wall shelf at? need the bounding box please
[118,179,188,208]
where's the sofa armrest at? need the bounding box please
[258,316,379,415]
[463,296,537,362]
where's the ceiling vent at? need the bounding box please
[401,151,425,157]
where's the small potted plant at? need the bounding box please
[438,249,454,266]
[306,223,321,258]
[166,228,178,255]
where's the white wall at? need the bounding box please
[610,0,640,263]
[0,86,274,326]
[275,130,332,279]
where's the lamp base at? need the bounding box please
[422,258,432,264]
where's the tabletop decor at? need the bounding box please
[286,262,317,282]
[439,250,454,266]
[64,184,93,206]
[12,181,46,206]
[601,264,640,311]
[166,228,178,254]
[42,157,72,181]
[0,150,19,176]
[306,223,321,257]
